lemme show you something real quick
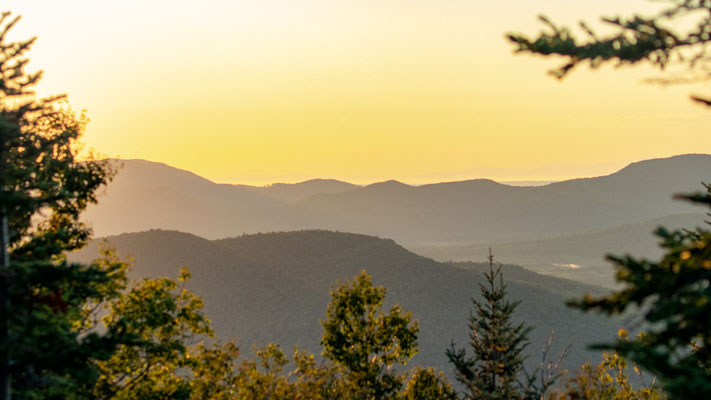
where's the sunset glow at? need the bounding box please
[6,0,710,185]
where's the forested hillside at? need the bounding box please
[72,229,617,375]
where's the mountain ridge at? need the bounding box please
[84,154,711,244]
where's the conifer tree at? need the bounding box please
[567,186,711,400]
[0,11,124,398]
[446,250,534,400]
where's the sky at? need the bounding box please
[4,0,711,185]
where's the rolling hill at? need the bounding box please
[83,154,711,246]
[71,229,619,376]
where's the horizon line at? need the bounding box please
[100,153,708,188]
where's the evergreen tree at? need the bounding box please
[446,250,534,400]
[0,12,113,259]
[567,186,711,400]
[0,11,127,398]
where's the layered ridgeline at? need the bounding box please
[71,230,617,376]
[413,212,708,288]
[84,154,711,246]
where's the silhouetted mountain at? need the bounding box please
[84,160,358,238]
[84,154,711,244]
[71,230,617,376]
[284,154,711,244]
[411,212,707,288]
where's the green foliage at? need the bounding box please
[67,247,245,400]
[229,344,355,400]
[233,343,293,400]
[402,367,457,400]
[227,270,455,400]
[93,267,213,400]
[287,347,352,400]
[321,270,419,399]
[8,257,128,399]
[566,186,711,399]
[559,330,664,400]
[446,253,536,400]
[187,340,240,400]
[506,1,711,106]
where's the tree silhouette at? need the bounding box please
[0,11,122,398]
[446,251,535,400]
[507,1,711,107]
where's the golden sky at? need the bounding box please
[5,0,711,185]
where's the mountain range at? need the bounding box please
[71,229,619,377]
[83,154,711,246]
